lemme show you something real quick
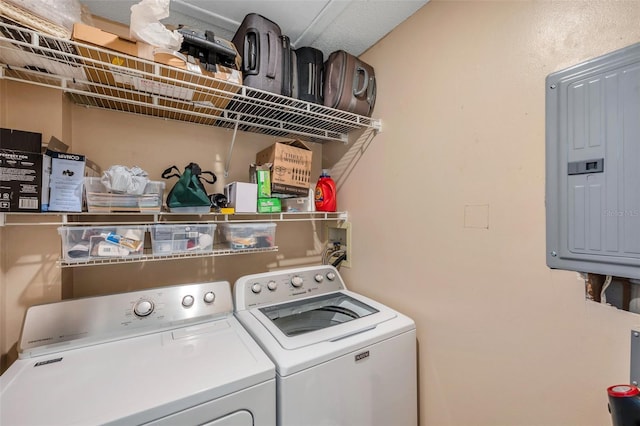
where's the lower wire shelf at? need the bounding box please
[1,211,348,226]
[57,246,279,268]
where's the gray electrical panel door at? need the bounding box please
[546,42,640,279]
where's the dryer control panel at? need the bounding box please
[234,265,346,309]
[19,281,233,358]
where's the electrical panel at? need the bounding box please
[546,42,640,279]
[632,330,639,386]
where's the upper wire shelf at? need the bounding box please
[0,21,381,143]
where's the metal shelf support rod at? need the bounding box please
[224,118,240,178]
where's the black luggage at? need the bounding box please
[232,13,285,95]
[281,35,294,97]
[290,49,298,99]
[323,50,376,117]
[295,46,324,104]
[177,27,241,71]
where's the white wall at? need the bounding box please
[331,1,640,425]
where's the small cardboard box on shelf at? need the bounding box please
[0,128,42,212]
[45,150,86,212]
[224,182,257,213]
[250,164,272,198]
[257,198,281,213]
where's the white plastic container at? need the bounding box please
[150,224,216,256]
[58,225,146,262]
[84,177,165,213]
[218,223,276,250]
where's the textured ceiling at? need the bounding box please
[80,0,428,58]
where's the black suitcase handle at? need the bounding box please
[243,28,278,80]
[266,30,277,79]
[244,29,259,75]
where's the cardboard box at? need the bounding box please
[250,164,272,198]
[0,128,41,152]
[257,198,281,213]
[0,128,42,212]
[46,151,86,212]
[257,169,271,198]
[71,23,242,120]
[42,137,101,211]
[224,182,257,213]
[255,140,312,196]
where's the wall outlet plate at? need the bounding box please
[632,329,640,386]
[327,222,351,268]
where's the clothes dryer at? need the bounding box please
[0,281,275,426]
[234,265,417,426]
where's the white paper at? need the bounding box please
[48,156,85,212]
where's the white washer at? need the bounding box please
[0,281,275,426]
[233,265,417,426]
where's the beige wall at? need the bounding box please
[0,83,70,371]
[326,1,640,425]
[2,1,640,425]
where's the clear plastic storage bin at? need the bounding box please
[84,177,165,213]
[150,224,216,256]
[58,225,146,262]
[218,223,276,250]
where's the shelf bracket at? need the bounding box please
[224,118,240,178]
[332,126,379,192]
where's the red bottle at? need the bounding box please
[314,169,337,212]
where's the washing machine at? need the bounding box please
[233,265,417,426]
[0,281,275,425]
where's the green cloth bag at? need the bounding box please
[162,163,216,209]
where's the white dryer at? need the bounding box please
[0,281,275,426]
[233,265,417,426]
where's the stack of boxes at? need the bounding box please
[255,140,313,199]
[225,139,313,214]
[254,165,281,213]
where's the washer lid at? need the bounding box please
[0,315,275,426]
[251,290,397,350]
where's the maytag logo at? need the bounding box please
[34,357,63,367]
[355,350,370,362]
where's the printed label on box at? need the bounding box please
[134,77,195,101]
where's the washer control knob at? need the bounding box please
[291,276,304,288]
[314,274,324,283]
[251,283,262,294]
[203,291,215,304]
[133,299,154,317]
[326,272,337,281]
[182,295,195,307]
[267,280,278,291]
